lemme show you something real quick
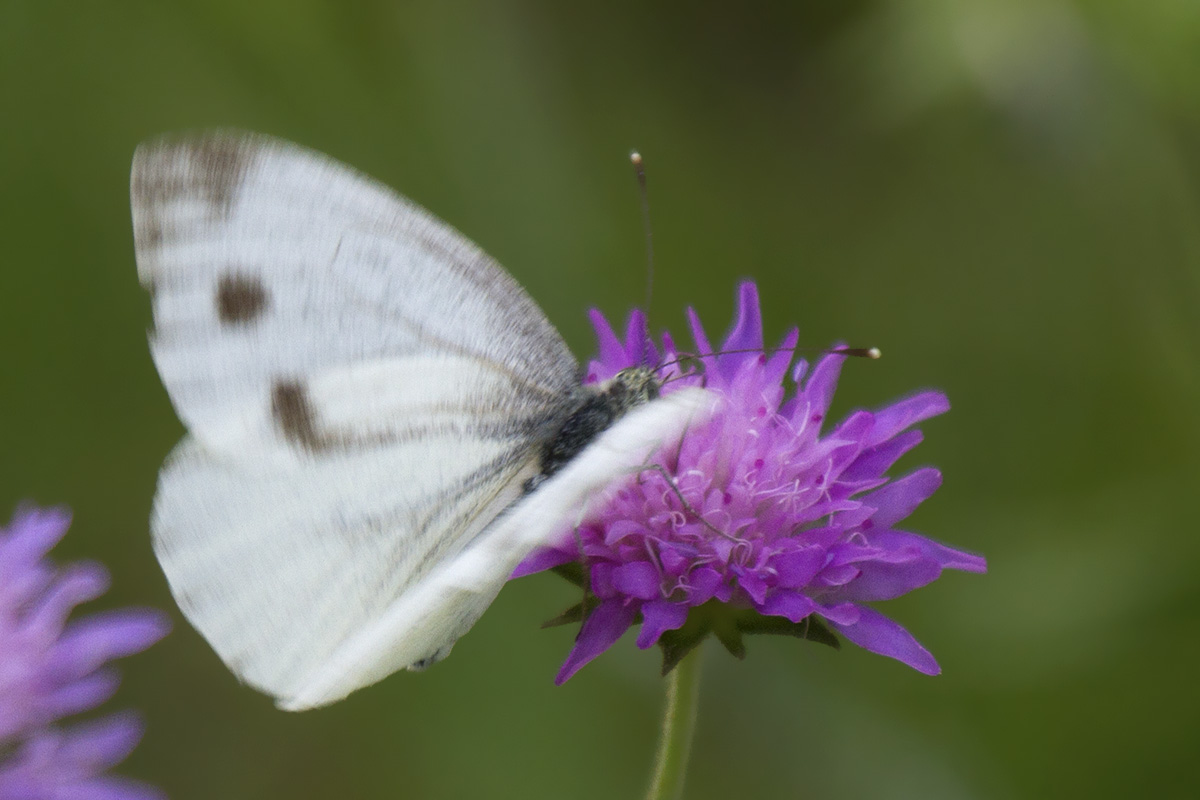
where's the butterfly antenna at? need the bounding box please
[656,345,881,375]
[631,151,655,366]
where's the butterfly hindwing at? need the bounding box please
[153,432,537,706]
[275,386,712,710]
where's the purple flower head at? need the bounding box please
[517,282,986,683]
[0,506,170,800]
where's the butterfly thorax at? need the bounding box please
[527,367,661,492]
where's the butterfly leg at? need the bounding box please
[568,496,595,640]
[635,462,739,542]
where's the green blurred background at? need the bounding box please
[3,1,1198,797]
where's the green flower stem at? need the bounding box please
[643,645,703,800]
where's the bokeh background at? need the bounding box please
[3,1,1198,798]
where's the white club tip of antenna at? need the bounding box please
[630,150,643,166]
[867,347,882,359]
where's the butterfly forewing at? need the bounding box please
[133,133,579,456]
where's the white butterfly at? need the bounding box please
[131,132,711,711]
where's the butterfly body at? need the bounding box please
[132,132,707,710]
[529,366,663,491]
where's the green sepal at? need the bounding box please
[551,562,587,588]
[657,610,713,675]
[737,611,841,650]
[655,601,842,673]
[711,606,746,659]
[540,595,600,629]
[548,561,841,668]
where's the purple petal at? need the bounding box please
[833,503,875,531]
[726,353,772,405]
[512,544,575,578]
[868,392,950,447]
[831,558,943,602]
[733,567,768,605]
[611,562,661,600]
[763,328,799,387]
[554,600,637,684]
[686,306,718,378]
[39,669,122,720]
[658,330,678,362]
[604,520,646,546]
[797,498,861,525]
[29,563,110,632]
[816,602,860,625]
[683,567,723,604]
[866,530,988,573]
[588,309,627,370]
[0,559,53,610]
[713,580,734,603]
[623,309,657,366]
[800,350,847,425]
[825,541,884,568]
[56,713,145,771]
[770,547,826,589]
[839,430,924,485]
[824,411,874,474]
[830,409,874,443]
[49,611,171,682]
[719,282,765,357]
[794,525,845,550]
[0,716,145,782]
[2,507,73,563]
[830,606,940,675]
[589,562,616,598]
[659,547,689,576]
[636,600,689,648]
[758,591,817,623]
[817,563,860,587]
[862,468,942,529]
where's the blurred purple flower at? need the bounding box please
[517,282,987,683]
[0,506,170,800]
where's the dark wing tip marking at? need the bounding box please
[271,380,323,452]
[182,135,253,211]
[131,132,260,254]
[217,274,269,325]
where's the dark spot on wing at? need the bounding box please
[216,275,268,325]
[272,380,323,451]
